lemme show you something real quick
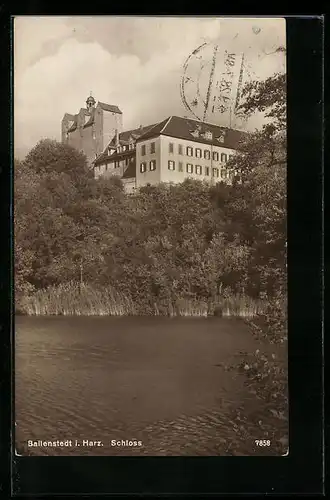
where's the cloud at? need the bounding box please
[14,17,286,158]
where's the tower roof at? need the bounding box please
[86,95,96,105]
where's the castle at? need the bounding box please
[62,95,245,193]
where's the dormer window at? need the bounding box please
[190,129,200,138]
[203,131,213,141]
[217,134,225,143]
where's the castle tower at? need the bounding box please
[62,96,123,166]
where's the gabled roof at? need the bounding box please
[108,123,159,147]
[94,122,159,165]
[98,102,122,114]
[137,115,247,150]
[67,116,78,132]
[62,113,75,121]
[65,102,122,134]
[94,148,135,166]
[134,117,169,141]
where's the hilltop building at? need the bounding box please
[61,94,123,165]
[62,96,245,193]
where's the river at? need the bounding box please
[15,316,278,456]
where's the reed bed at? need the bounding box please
[17,282,266,318]
[18,281,136,316]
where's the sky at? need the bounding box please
[14,16,286,159]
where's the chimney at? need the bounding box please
[115,129,119,146]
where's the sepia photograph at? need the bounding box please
[14,16,288,457]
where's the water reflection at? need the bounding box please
[15,316,271,456]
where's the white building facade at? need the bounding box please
[93,115,245,193]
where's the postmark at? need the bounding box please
[180,26,284,127]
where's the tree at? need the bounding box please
[238,72,286,131]
[224,71,287,297]
[23,139,91,183]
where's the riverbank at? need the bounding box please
[16,282,267,318]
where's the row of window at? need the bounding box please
[117,144,135,153]
[141,142,232,162]
[96,156,132,171]
[140,160,233,179]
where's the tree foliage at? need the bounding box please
[15,71,286,318]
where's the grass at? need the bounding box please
[16,281,268,318]
[17,281,136,316]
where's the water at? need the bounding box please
[15,316,271,456]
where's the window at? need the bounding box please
[141,144,146,156]
[125,158,129,166]
[140,162,147,173]
[105,163,108,171]
[168,160,175,171]
[204,149,210,160]
[229,154,234,161]
[221,153,228,163]
[186,146,193,156]
[221,169,227,179]
[212,151,219,161]
[205,166,210,176]
[186,163,193,173]
[150,160,156,171]
[204,131,213,140]
[195,165,202,175]
[178,144,183,155]
[212,167,219,178]
[195,148,202,158]
[150,142,155,154]
[115,161,120,168]
[122,145,127,152]
[178,161,183,172]
[169,142,174,154]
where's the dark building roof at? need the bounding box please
[137,116,247,150]
[94,148,135,166]
[122,159,136,179]
[108,123,158,147]
[93,123,158,165]
[67,117,78,132]
[93,116,247,167]
[65,102,122,133]
[98,102,122,114]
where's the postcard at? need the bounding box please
[14,16,288,458]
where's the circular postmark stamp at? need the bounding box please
[180,41,249,127]
[180,27,285,127]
